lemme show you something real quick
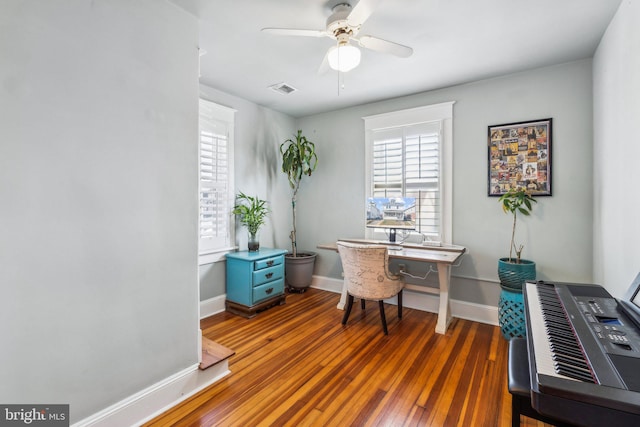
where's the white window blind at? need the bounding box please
[199,99,235,254]
[371,122,441,237]
[364,102,454,243]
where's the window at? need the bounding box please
[199,98,235,262]
[364,102,454,243]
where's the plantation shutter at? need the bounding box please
[371,121,441,238]
[199,99,231,252]
[372,128,403,198]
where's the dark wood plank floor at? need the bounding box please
[146,288,551,426]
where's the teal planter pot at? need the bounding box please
[498,287,526,339]
[497,258,535,339]
[498,258,536,290]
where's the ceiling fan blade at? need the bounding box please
[347,0,383,27]
[357,35,413,58]
[261,28,328,38]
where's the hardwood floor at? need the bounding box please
[146,288,551,426]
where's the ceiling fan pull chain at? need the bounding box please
[339,70,347,95]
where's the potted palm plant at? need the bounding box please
[232,192,269,252]
[497,188,537,289]
[280,130,318,292]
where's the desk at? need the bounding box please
[318,239,466,334]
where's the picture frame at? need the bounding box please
[488,118,552,196]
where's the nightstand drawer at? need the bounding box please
[253,278,284,303]
[252,263,284,286]
[254,256,283,270]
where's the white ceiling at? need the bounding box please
[171,0,621,118]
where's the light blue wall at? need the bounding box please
[0,1,199,422]
[296,60,594,306]
[201,60,595,308]
[593,0,640,297]
[198,85,297,302]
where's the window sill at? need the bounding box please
[199,246,237,266]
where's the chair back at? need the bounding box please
[336,241,404,300]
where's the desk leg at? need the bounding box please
[435,262,452,334]
[337,276,347,310]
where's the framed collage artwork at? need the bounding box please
[488,118,552,196]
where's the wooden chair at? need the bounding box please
[337,241,405,335]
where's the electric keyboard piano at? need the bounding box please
[523,277,640,426]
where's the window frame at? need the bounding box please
[198,98,236,265]
[363,101,455,244]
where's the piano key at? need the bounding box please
[548,335,581,348]
[556,365,595,382]
[549,343,583,355]
[552,352,588,365]
[550,346,585,360]
[553,359,592,374]
[525,282,595,383]
[551,354,591,371]
[525,283,573,379]
[556,367,591,380]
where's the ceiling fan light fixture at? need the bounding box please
[327,43,361,72]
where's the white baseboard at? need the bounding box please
[200,294,226,319]
[73,362,230,427]
[311,275,343,294]
[311,275,498,326]
[72,296,229,426]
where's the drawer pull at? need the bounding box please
[265,287,273,294]
[265,272,274,279]
[266,260,274,267]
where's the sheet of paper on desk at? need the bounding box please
[402,250,451,259]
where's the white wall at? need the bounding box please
[0,1,199,422]
[593,0,640,297]
[298,60,594,306]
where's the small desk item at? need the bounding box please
[319,239,465,334]
[225,248,287,318]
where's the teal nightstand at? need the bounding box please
[225,248,288,317]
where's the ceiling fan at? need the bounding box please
[262,0,413,73]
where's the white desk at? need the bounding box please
[318,239,466,334]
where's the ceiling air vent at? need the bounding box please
[269,82,297,95]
